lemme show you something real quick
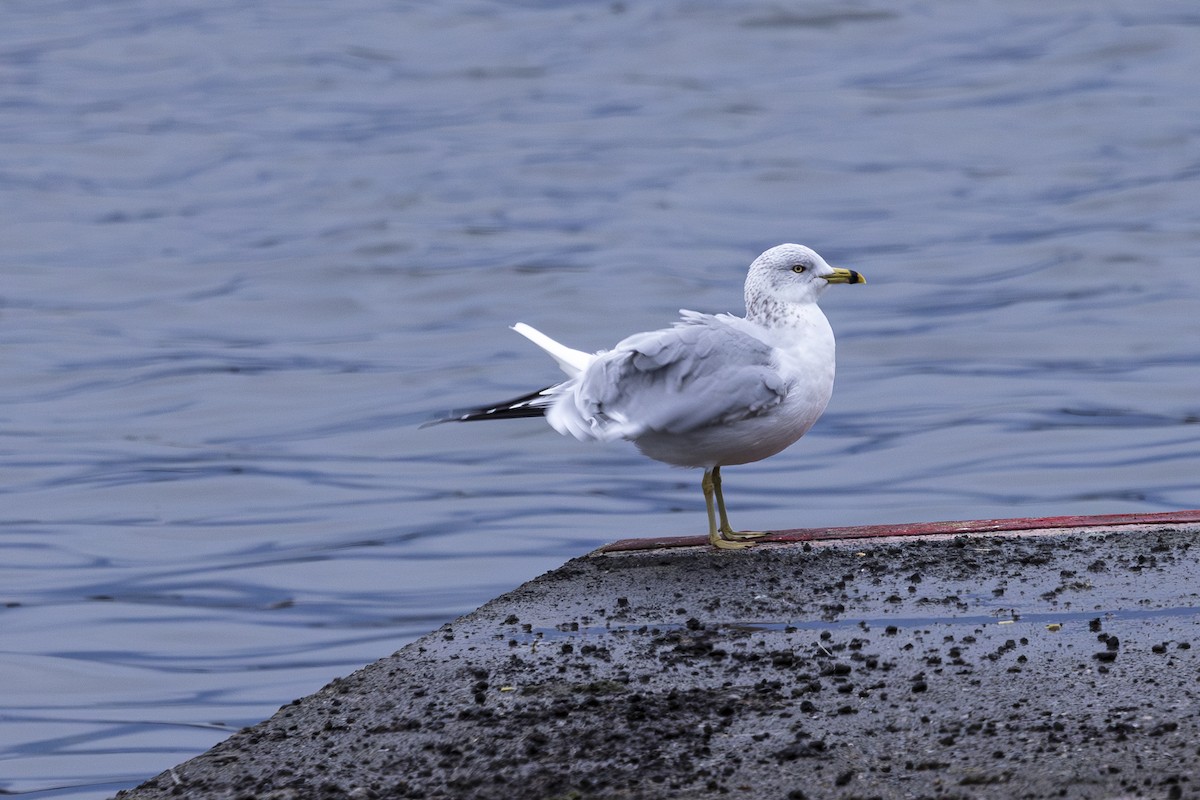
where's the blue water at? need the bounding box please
[2,2,1199,796]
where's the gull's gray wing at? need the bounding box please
[576,314,786,435]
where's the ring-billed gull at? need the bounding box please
[428,244,865,549]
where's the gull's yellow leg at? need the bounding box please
[713,466,766,544]
[703,468,752,550]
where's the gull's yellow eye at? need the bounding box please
[791,264,806,273]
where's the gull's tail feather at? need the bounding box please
[420,385,557,428]
[512,322,591,377]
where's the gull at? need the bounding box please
[428,244,865,549]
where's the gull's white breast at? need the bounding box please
[632,308,836,468]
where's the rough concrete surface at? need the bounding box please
[114,525,1200,800]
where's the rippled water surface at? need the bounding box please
[3,1,1200,796]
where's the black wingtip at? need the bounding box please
[420,386,556,427]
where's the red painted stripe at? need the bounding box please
[599,509,1200,553]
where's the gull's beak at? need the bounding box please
[824,267,865,284]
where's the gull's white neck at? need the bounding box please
[730,299,835,392]
[744,291,825,332]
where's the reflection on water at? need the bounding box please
[3,1,1200,797]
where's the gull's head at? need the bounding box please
[745,243,865,311]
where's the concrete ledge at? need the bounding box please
[115,513,1200,799]
[601,509,1200,551]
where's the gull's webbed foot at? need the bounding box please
[719,527,767,543]
[703,466,769,550]
[709,530,756,550]
[705,466,767,549]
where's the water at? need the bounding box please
[2,1,1199,796]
